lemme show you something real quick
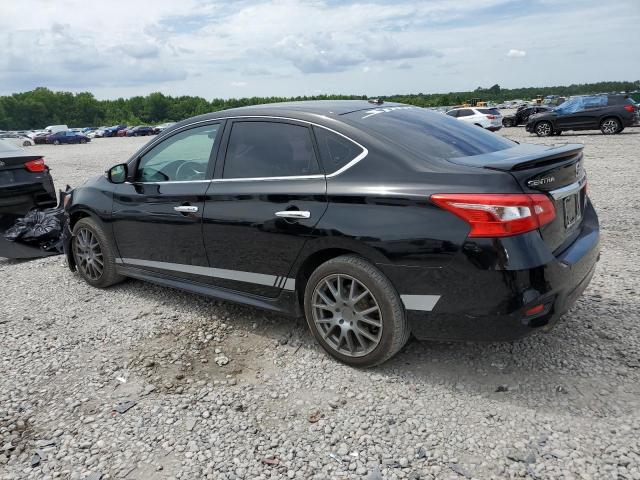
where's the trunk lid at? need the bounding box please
[448,143,587,252]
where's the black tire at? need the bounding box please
[551,130,562,136]
[502,118,515,127]
[23,140,30,146]
[600,117,621,135]
[53,140,60,145]
[72,217,125,288]
[303,255,410,367]
[535,121,553,137]
[79,138,87,144]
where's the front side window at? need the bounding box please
[136,124,219,182]
[446,110,458,117]
[223,121,320,179]
[457,109,473,117]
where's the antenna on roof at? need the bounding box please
[368,98,384,105]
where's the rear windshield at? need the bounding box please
[342,107,514,160]
[477,108,501,115]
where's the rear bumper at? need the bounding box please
[487,125,502,132]
[379,200,600,342]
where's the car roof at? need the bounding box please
[169,100,406,128]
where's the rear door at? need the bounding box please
[201,119,327,297]
[111,123,223,283]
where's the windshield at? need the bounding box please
[342,106,514,160]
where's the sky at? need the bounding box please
[1,0,639,100]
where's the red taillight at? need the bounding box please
[623,105,636,112]
[24,158,46,172]
[525,304,545,316]
[430,193,556,238]
[486,114,497,119]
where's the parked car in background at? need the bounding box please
[44,125,68,134]
[446,107,503,131]
[101,125,127,137]
[46,131,90,145]
[0,133,34,147]
[502,105,552,127]
[153,122,175,134]
[64,100,599,367]
[526,94,639,136]
[116,128,128,137]
[126,126,155,137]
[32,131,50,144]
[0,139,56,219]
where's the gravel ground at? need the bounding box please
[1,127,639,480]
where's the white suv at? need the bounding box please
[445,107,503,131]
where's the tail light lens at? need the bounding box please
[24,158,46,172]
[486,114,497,119]
[623,105,636,112]
[431,193,556,237]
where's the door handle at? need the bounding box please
[174,205,199,213]
[275,210,311,219]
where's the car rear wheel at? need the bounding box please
[53,140,60,145]
[600,117,621,135]
[79,138,87,144]
[22,140,30,146]
[535,121,553,137]
[303,255,410,367]
[72,217,125,288]
[502,118,515,127]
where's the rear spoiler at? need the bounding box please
[448,144,583,172]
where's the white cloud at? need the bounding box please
[230,81,248,87]
[0,0,638,98]
[507,49,527,58]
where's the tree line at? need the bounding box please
[1,81,638,130]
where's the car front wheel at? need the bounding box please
[535,121,553,137]
[72,217,125,288]
[303,255,410,367]
[600,117,621,135]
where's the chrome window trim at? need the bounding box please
[549,174,587,200]
[127,115,368,185]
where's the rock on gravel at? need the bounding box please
[1,131,640,479]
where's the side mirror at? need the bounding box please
[107,163,128,183]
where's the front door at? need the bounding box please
[202,119,328,297]
[111,123,222,283]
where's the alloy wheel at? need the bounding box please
[73,228,104,280]
[536,122,551,136]
[311,274,383,358]
[601,119,618,134]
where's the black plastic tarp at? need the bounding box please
[0,188,70,260]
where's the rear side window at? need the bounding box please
[313,127,363,174]
[343,107,514,160]
[457,109,474,117]
[223,122,320,179]
[583,96,607,108]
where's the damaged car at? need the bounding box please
[0,139,60,258]
[64,101,600,367]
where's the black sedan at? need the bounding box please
[0,139,56,225]
[64,101,599,367]
[126,126,155,137]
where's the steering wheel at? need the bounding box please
[175,161,205,181]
